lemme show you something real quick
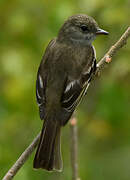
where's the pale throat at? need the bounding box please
[70,33,96,46]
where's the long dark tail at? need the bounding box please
[33,117,62,171]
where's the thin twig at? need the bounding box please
[2,27,130,180]
[70,115,80,180]
[96,26,130,72]
[2,133,41,180]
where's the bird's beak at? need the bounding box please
[96,28,109,35]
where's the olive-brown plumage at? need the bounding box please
[33,14,108,171]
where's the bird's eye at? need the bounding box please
[80,25,89,32]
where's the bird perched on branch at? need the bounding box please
[33,14,108,171]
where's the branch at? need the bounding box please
[2,133,41,180]
[2,27,130,180]
[70,115,80,180]
[96,26,130,72]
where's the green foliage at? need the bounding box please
[0,0,129,179]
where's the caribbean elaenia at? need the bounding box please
[33,14,108,171]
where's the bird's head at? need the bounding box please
[58,14,108,46]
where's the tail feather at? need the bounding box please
[53,126,62,170]
[33,117,62,171]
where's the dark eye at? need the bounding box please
[80,25,89,32]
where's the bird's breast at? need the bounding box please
[65,45,93,77]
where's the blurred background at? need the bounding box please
[0,0,130,179]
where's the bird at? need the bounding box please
[33,14,108,171]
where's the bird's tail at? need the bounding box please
[33,115,62,171]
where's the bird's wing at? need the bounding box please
[36,73,47,120]
[61,55,96,125]
[36,39,56,120]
